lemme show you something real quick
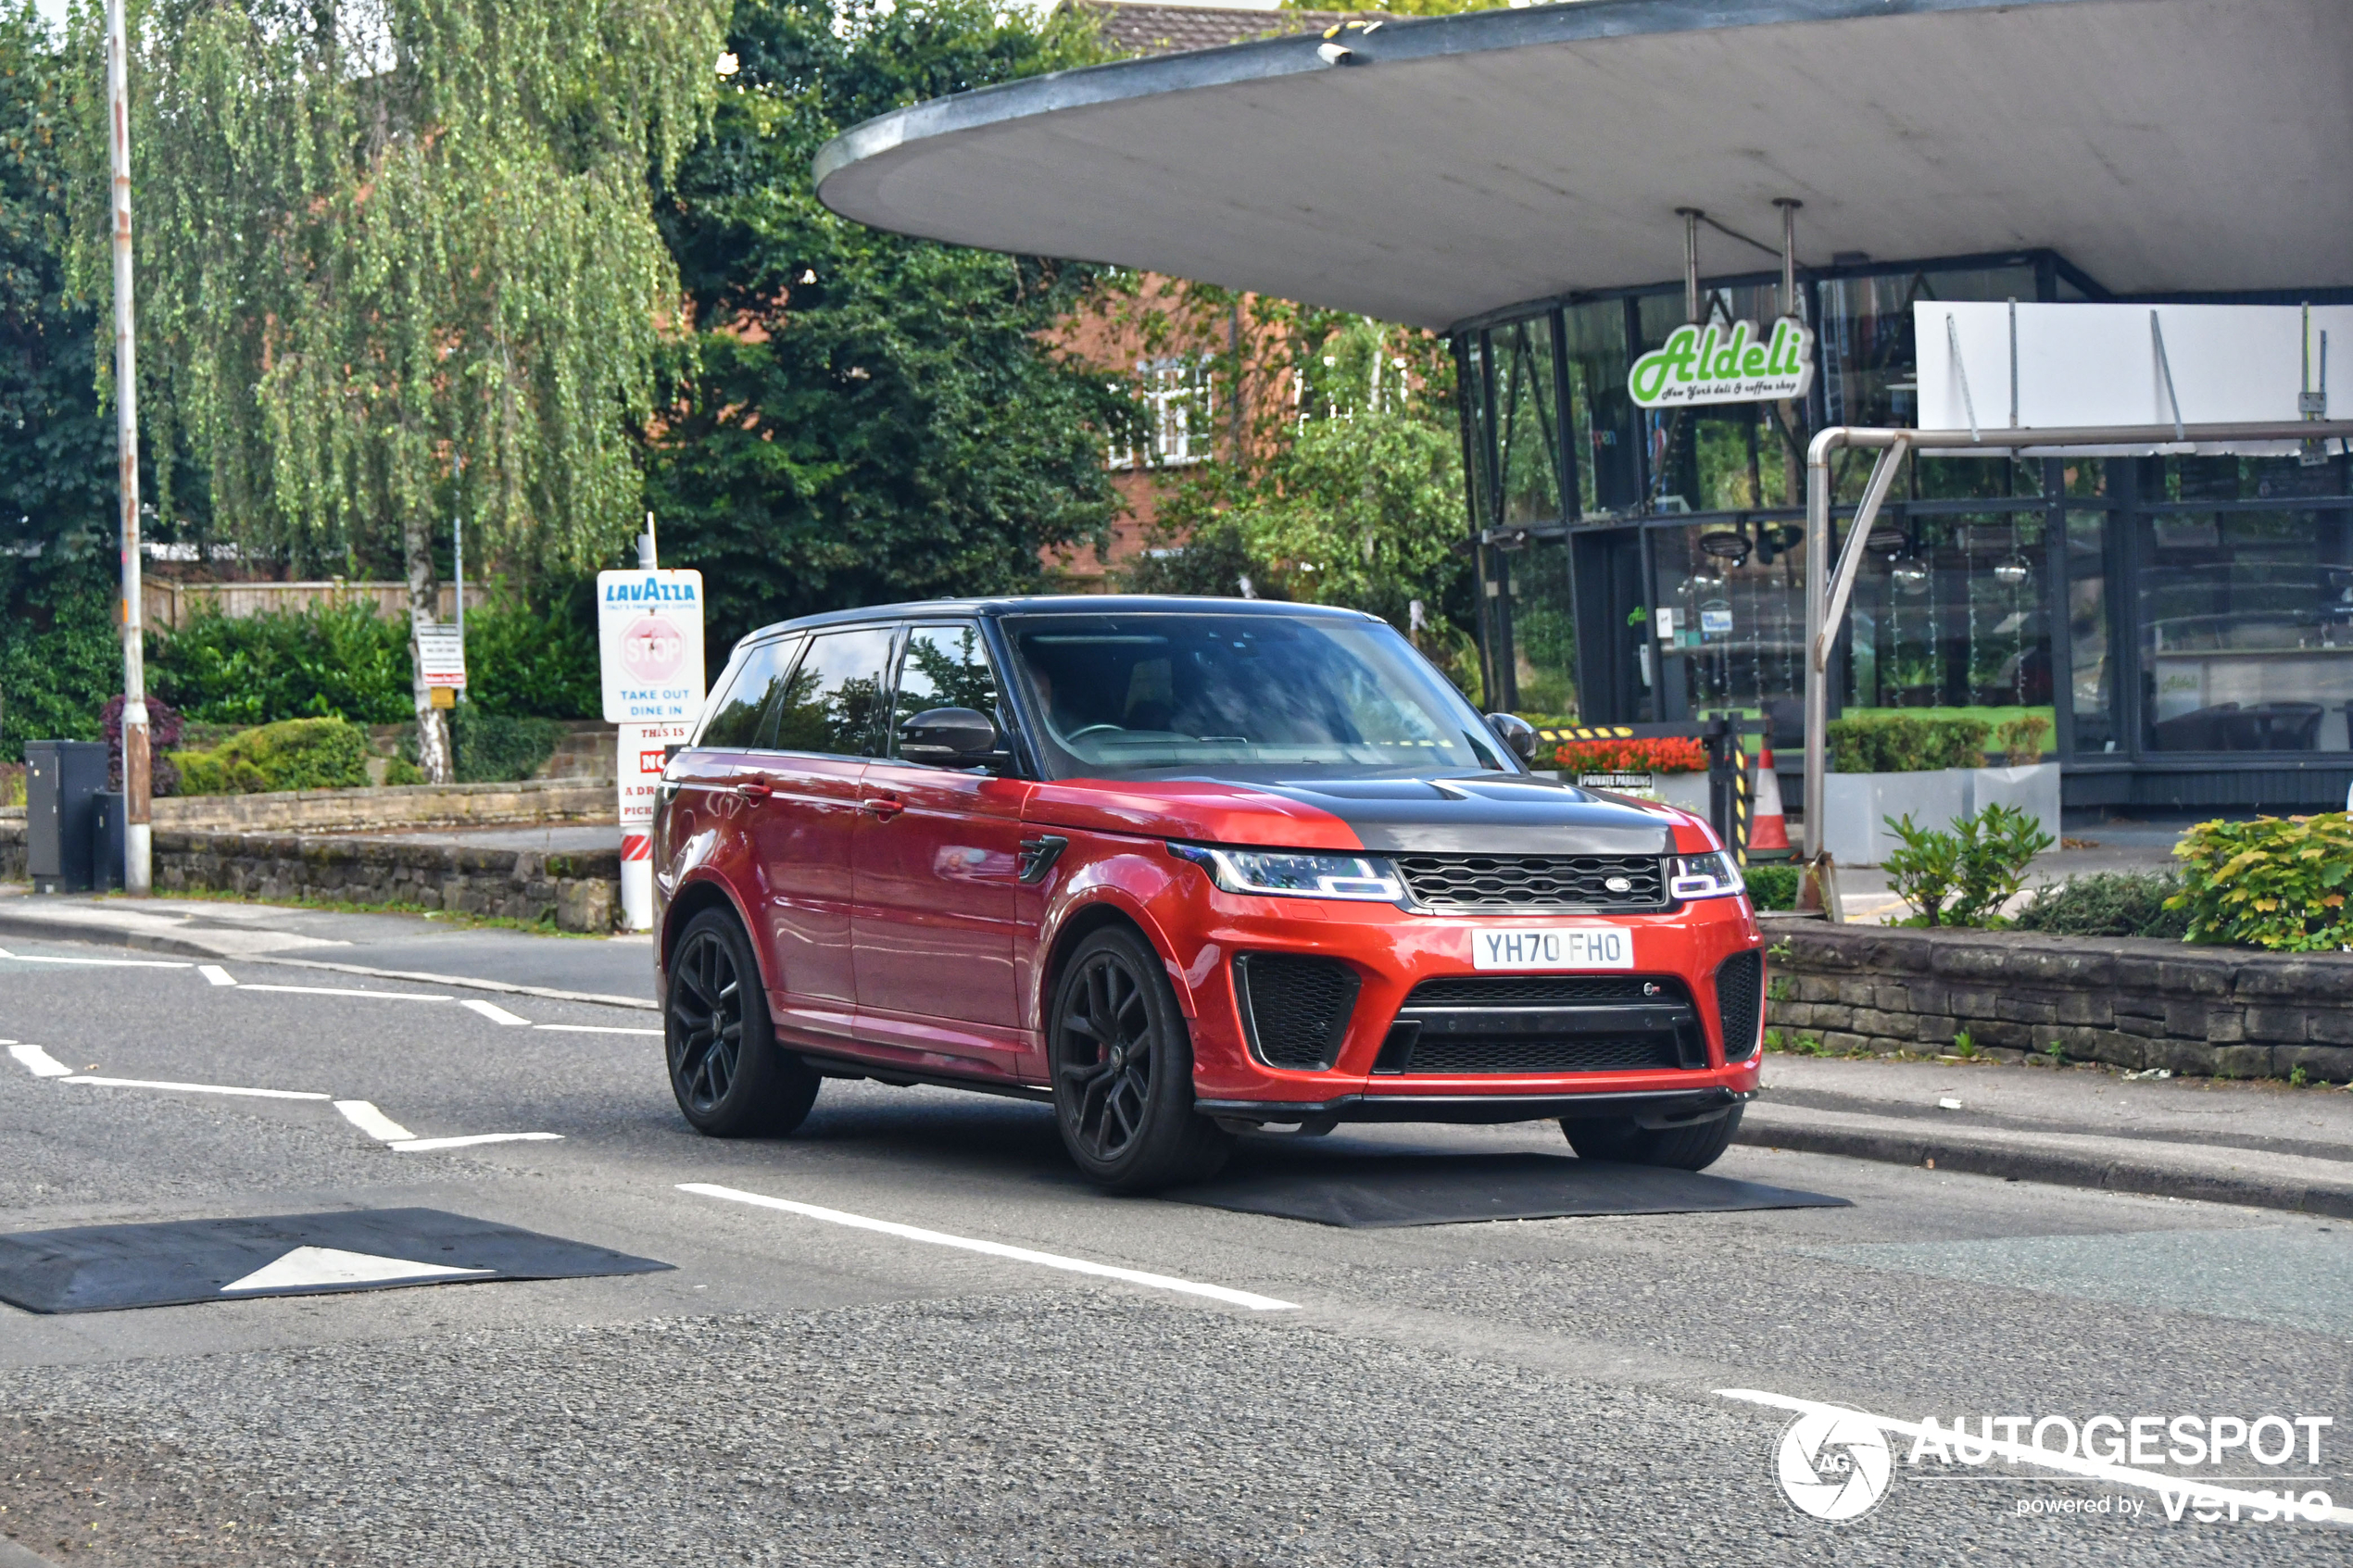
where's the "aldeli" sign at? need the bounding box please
[1628,317,1816,408]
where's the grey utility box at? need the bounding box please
[91,790,127,892]
[26,739,107,894]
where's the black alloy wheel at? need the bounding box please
[1561,1103,1743,1172]
[1050,926,1230,1193]
[665,908,819,1137]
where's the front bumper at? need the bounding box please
[1159,881,1766,1116]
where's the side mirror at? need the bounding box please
[1485,711,1539,764]
[900,707,1006,766]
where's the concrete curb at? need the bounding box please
[1736,1113,2353,1220]
[0,907,656,1011]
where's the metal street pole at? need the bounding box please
[106,0,150,895]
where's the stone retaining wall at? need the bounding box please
[0,819,616,931]
[154,777,612,834]
[1765,919,2353,1082]
[153,830,618,931]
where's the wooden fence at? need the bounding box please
[143,580,489,632]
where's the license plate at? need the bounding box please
[1470,927,1635,972]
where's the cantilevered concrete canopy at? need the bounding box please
[814,0,2353,332]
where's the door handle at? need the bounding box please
[863,794,905,820]
[736,777,774,802]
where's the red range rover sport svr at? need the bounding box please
[652,597,1764,1192]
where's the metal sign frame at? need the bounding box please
[1798,418,2353,908]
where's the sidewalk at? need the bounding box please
[0,888,655,1007]
[1745,1051,2353,1218]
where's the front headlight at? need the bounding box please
[1167,843,1403,902]
[1669,851,1744,900]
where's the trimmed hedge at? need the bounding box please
[172,717,369,795]
[1828,711,1992,772]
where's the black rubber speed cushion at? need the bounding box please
[0,1208,672,1314]
[1163,1150,1848,1228]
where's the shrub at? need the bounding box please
[2169,813,2353,952]
[101,694,183,797]
[1994,712,2053,766]
[0,583,120,762]
[463,585,601,718]
[1883,802,2055,926]
[1828,712,1994,772]
[447,706,565,784]
[172,717,369,795]
[1744,862,1799,910]
[2014,872,2188,939]
[1555,735,1710,774]
[150,600,413,725]
[0,761,22,807]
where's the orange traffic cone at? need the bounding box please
[1749,743,1793,861]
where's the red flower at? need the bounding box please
[1553,735,1709,774]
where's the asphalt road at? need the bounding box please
[3,932,2350,1565]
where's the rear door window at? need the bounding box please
[696,635,802,749]
[772,626,895,758]
[889,623,1001,759]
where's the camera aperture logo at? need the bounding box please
[1777,1411,1894,1521]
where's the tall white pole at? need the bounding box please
[107,0,150,895]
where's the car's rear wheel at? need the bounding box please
[1561,1104,1743,1171]
[666,908,820,1137]
[1050,926,1231,1193]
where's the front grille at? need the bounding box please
[1385,973,1705,1075]
[1405,1034,1682,1075]
[1404,975,1685,1007]
[1234,953,1360,1070]
[1394,854,1667,912]
[1716,948,1765,1060]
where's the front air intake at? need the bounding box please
[1233,953,1361,1071]
[1716,948,1765,1060]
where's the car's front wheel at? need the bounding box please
[666,908,820,1137]
[1049,926,1231,1193]
[1561,1104,1743,1171]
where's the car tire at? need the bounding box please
[1561,1104,1743,1172]
[1049,926,1232,1194]
[665,908,820,1138]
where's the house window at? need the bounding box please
[1110,357,1213,469]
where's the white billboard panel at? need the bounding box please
[1915,302,2351,454]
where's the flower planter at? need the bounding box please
[1819,769,1972,866]
[1968,762,2061,847]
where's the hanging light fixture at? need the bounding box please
[1994,553,2032,586]
[1698,528,1751,565]
[1892,557,1931,596]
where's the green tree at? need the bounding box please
[1117,302,1480,697]
[645,0,1133,653]
[75,0,725,778]
[0,1,121,759]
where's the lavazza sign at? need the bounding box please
[1629,316,1816,408]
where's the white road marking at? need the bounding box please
[679,1183,1301,1311]
[236,984,449,1001]
[60,1074,331,1100]
[9,1043,72,1078]
[389,1132,566,1152]
[0,946,192,968]
[333,1099,416,1142]
[460,998,533,1027]
[220,1246,491,1293]
[198,964,237,986]
[1716,1387,2353,1524]
[534,1023,663,1036]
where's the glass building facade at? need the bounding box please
[1456,250,2353,811]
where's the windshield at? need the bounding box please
[1002,611,1516,779]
